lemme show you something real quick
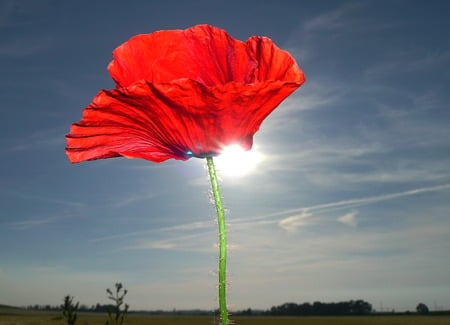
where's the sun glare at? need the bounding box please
[215,145,263,177]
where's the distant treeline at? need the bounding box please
[26,303,120,313]
[26,300,371,316]
[264,300,372,316]
[23,299,450,316]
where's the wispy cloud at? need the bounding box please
[131,240,177,250]
[302,2,363,32]
[264,140,388,175]
[121,184,450,237]
[297,158,450,188]
[285,1,387,62]
[293,183,450,213]
[90,229,155,243]
[8,215,61,230]
[160,221,212,232]
[363,49,450,82]
[278,210,311,232]
[108,192,159,208]
[125,231,215,253]
[228,213,450,290]
[188,175,210,187]
[5,127,66,153]
[260,81,347,136]
[91,221,215,246]
[337,210,358,227]
[239,183,450,230]
[0,185,84,208]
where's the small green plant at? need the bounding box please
[105,282,129,325]
[61,295,79,325]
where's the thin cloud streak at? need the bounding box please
[8,215,62,230]
[5,127,67,152]
[278,211,312,232]
[234,183,450,226]
[302,2,363,32]
[91,221,214,243]
[0,186,84,208]
[121,183,450,236]
[125,231,215,253]
[90,229,156,243]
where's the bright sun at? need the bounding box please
[215,144,263,177]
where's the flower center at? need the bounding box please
[185,150,220,159]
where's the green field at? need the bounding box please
[1,313,450,325]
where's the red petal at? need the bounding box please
[66,77,302,163]
[107,25,304,87]
[66,25,306,163]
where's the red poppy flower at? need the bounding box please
[66,24,305,163]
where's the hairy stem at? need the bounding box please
[206,156,229,325]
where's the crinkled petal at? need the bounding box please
[67,24,306,164]
[66,77,303,163]
[107,24,304,87]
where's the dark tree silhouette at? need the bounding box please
[416,303,430,314]
[268,300,372,316]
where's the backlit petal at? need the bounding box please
[66,25,305,163]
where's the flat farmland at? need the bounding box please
[1,314,450,325]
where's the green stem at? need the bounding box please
[206,156,229,325]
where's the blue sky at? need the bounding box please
[1,0,450,313]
